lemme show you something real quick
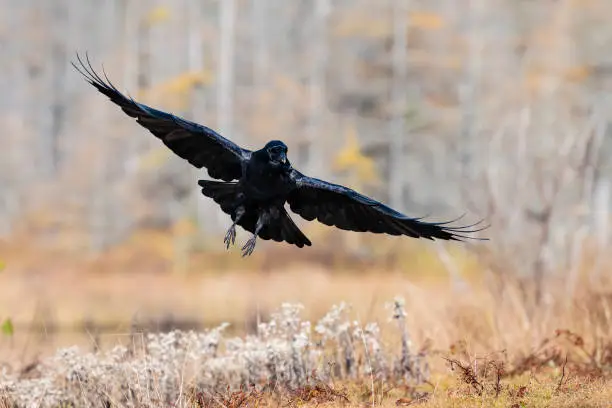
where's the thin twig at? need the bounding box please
[555,355,568,393]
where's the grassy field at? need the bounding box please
[0,237,611,406]
[1,287,611,407]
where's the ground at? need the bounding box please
[0,237,611,407]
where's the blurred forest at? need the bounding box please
[1,0,612,290]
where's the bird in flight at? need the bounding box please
[72,54,487,256]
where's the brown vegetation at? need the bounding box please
[1,239,611,406]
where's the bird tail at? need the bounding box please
[255,208,312,248]
[198,180,312,248]
[198,180,240,214]
[278,208,312,248]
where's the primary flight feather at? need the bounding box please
[72,53,487,256]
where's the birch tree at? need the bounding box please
[306,0,330,175]
[389,0,408,209]
[251,0,268,90]
[218,0,235,139]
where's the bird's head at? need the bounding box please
[264,140,289,167]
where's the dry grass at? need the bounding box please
[3,265,610,366]
[1,238,612,406]
[1,310,611,407]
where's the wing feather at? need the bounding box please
[287,170,488,241]
[72,53,250,181]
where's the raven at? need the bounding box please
[73,54,487,256]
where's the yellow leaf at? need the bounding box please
[138,148,172,170]
[333,10,444,38]
[564,65,591,83]
[409,11,445,30]
[160,71,214,95]
[145,6,171,26]
[274,74,307,99]
[523,64,591,95]
[333,125,380,186]
[333,13,391,38]
[139,70,214,111]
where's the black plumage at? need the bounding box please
[73,54,487,256]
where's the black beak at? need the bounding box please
[279,152,287,164]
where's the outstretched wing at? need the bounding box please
[287,170,488,241]
[72,53,251,181]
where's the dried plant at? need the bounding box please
[0,300,429,407]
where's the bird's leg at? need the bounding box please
[224,206,245,249]
[241,213,266,257]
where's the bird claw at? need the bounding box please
[224,225,237,249]
[241,237,257,257]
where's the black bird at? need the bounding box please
[72,54,487,256]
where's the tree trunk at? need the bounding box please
[306,0,329,174]
[389,0,408,209]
